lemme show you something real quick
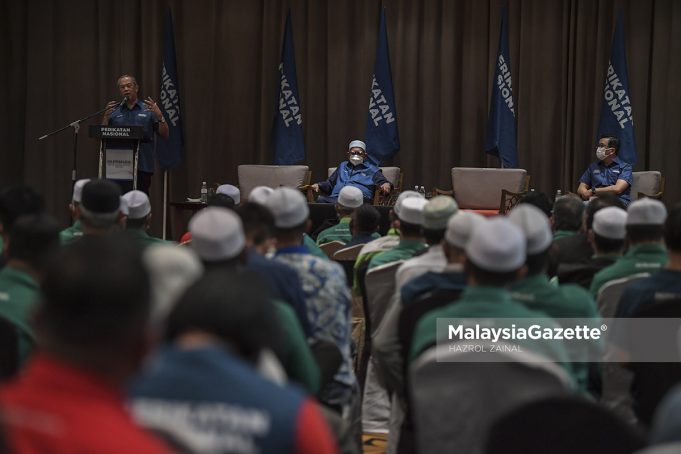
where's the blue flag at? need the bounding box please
[157,8,183,170]
[485,5,518,168]
[273,10,305,165]
[596,12,636,165]
[365,8,399,165]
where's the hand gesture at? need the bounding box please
[311,183,320,192]
[144,97,162,119]
[103,100,119,118]
[380,182,391,194]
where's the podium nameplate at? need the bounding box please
[89,125,144,140]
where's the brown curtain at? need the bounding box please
[1,0,679,236]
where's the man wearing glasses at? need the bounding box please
[102,75,169,195]
[311,140,392,204]
[577,135,632,207]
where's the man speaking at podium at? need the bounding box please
[102,75,169,195]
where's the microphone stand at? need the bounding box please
[37,105,111,186]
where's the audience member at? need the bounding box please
[238,202,311,336]
[265,187,355,410]
[122,190,169,247]
[518,191,552,218]
[0,186,45,270]
[409,218,571,368]
[590,198,668,295]
[59,178,90,244]
[189,204,320,394]
[0,236,168,452]
[368,197,428,270]
[549,193,625,277]
[345,204,381,247]
[142,244,203,326]
[317,186,364,245]
[558,206,627,289]
[248,186,274,205]
[552,194,584,240]
[129,272,337,453]
[507,204,600,392]
[351,191,424,294]
[0,214,60,367]
[216,183,240,205]
[79,179,124,237]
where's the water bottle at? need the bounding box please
[414,185,419,192]
[200,181,208,203]
[555,189,562,202]
[419,185,427,198]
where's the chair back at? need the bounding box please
[333,244,364,261]
[318,240,345,259]
[364,261,403,338]
[631,171,663,201]
[484,395,645,454]
[597,273,651,318]
[451,167,529,210]
[237,165,310,200]
[597,273,652,423]
[410,342,570,454]
[628,300,681,425]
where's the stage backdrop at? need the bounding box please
[1,0,679,235]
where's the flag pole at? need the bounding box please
[162,171,168,240]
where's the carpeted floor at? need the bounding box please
[362,433,388,454]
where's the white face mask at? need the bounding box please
[596,146,609,161]
[349,154,364,166]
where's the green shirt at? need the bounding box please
[59,220,84,244]
[410,286,572,379]
[510,274,601,392]
[303,233,327,260]
[316,217,352,245]
[273,301,321,394]
[126,228,173,247]
[553,230,576,241]
[368,238,426,270]
[0,267,39,365]
[590,243,668,296]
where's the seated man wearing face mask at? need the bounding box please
[577,135,633,207]
[311,140,392,204]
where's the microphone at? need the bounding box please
[119,96,128,107]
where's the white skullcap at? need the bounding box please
[338,186,364,209]
[394,190,425,218]
[248,186,274,205]
[398,197,429,225]
[508,204,553,255]
[593,206,628,240]
[189,207,245,261]
[217,184,240,205]
[122,190,151,220]
[265,187,309,228]
[143,244,203,324]
[627,198,667,226]
[119,196,129,216]
[72,178,90,203]
[466,217,526,272]
[445,211,486,248]
[348,140,366,151]
[423,196,459,230]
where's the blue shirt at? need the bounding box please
[129,345,308,453]
[107,99,159,173]
[579,156,633,206]
[246,249,311,336]
[319,161,390,201]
